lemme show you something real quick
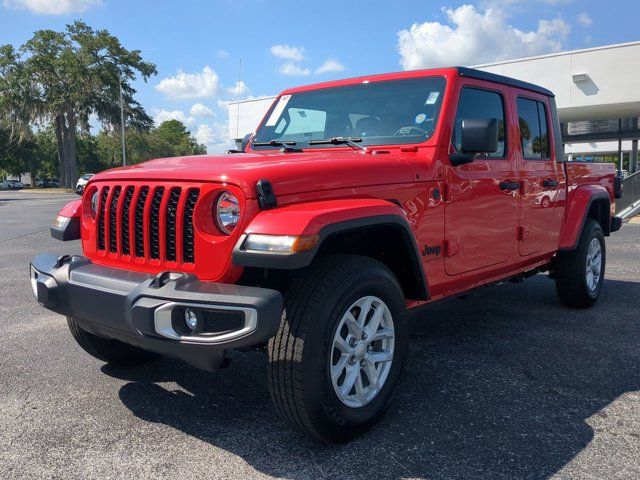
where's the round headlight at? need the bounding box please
[214,191,240,235]
[90,191,99,217]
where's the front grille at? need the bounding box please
[108,186,121,253]
[134,187,149,258]
[182,189,199,263]
[96,184,199,265]
[165,188,181,261]
[120,187,134,255]
[97,187,110,251]
[149,187,165,260]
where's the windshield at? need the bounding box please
[252,76,446,150]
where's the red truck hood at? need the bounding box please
[93,150,417,198]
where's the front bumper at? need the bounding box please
[30,253,283,371]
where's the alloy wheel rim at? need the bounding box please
[329,296,395,408]
[585,237,602,293]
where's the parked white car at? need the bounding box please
[1,179,25,190]
[75,173,95,193]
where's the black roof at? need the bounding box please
[456,66,554,97]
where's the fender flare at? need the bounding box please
[51,199,82,241]
[558,186,611,251]
[233,199,428,299]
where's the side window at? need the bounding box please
[452,87,506,158]
[517,98,550,159]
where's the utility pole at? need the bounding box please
[236,58,242,141]
[118,72,127,166]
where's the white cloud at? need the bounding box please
[269,44,305,61]
[577,12,593,27]
[279,63,311,76]
[155,66,220,100]
[315,59,345,74]
[397,5,570,69]
[189,103,214,118]
[226,81,250,97]
[195,123,232,153]
[216,49,230,59]
[2,0,100,14]
[153,109,195,127]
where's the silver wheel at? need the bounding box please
[329,296,395,408]
[585,237,602,293]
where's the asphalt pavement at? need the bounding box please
[1,190,639,479]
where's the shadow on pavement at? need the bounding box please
[104,277,640,479]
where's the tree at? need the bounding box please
[0,125,42,182]
[0,21,156,187]
[151,120,207,157]
[93,120,206,168]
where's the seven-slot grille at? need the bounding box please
[95,184,200,264]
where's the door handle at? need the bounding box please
[542,178,559,188]
[499,180,520,191]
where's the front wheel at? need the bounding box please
[554,219,606,308]
[267,255,407,443]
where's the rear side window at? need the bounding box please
[452,87,506,158]
[517,98,549,159]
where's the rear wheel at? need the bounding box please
[67,316,160,366]
[554,219,605,308]
[267,255,407,443]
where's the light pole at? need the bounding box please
[118,72,127,166]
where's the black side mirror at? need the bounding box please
[450,118,499,166]
[241,133,253,151]
[227,133,254,154]
[614,173,624,199]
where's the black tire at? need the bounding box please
[67,316,160,366]
[267,255,408,443]
[554,219,606,308]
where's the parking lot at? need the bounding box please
[1,190,639,480]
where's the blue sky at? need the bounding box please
[1,0,639,151]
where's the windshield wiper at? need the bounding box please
[252,139,297,147]
[252,138,302,152]
[308,136,368,153]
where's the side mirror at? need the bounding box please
[450,118,499,166]
[614,173,624,199]
[241,133,253,152]
[227,133,254,154]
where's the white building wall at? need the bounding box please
[228,96,276,141]
[474,41,640,122]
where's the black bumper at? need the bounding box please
[30,253,283,371]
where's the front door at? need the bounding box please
[444,83,520,275]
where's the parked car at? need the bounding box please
[37,178,61,188]
[75,173,95,194]
[1,179,24,190]
[31,67,622,443]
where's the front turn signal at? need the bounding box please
[243,234,319,253]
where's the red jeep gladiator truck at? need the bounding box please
[31,67,622,443]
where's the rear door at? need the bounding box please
[513,93,563,256]
[444,81,520,275]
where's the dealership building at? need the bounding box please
[229,41,640,175]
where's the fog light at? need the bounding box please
[184,308,198,330]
